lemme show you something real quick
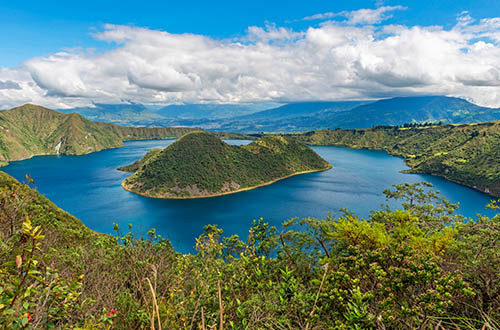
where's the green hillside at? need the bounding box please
[0,104,197,166]
[0,171,102,246]
[1,171,499,328]
[117,148,162,172]
[285,121,500,196]
[122,131,331,198]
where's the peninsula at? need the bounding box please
[121,131,331,198]
[285,121,500,197]
[0,104,198,166]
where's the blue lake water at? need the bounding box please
[3,139,495,253]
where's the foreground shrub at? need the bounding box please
[0,178,499,329]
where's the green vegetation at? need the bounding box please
[1,173,499,328]
[285,121,500,197]
[0,104,197,166]
[211,131,256,140]
[118,148,162,172]
[121,131,331,198]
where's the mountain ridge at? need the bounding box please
[217,96,500,132]
[0,104,198,166]
[285,121,500,197]
[50,96,500,133]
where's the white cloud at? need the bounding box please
[1,8,500,109]
[303,6,406,25]
[0,80,21,90]
[302,12,338,21]
[245,24,304,43]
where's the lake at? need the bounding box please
[3,139,495,253]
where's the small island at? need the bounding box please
[119,131,332,198]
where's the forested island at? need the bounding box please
[121,131,332,198]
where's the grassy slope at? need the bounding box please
[3,168,498,329]
[0,104,197,166]
[0,171,104,248]
[0,170,152,322]
[0,105,123,166]
[285,122,500,196]
[122,131,331,198]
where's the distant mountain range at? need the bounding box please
[59,103,270,127]
[231,101,366,121]
[153,103,271,119]
[57,96,500,133]
[216,96,500,132]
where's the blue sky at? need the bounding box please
[0,1,499,108]
[1,0,498,67]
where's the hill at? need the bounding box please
[216,96,500,132]
[320,96,500,129]
[0,104,198,166]
[1,170,499,328]
[121,131,331,198]
[285,121,500,196]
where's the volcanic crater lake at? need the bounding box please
[3,139,495,253]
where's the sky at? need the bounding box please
[0,0,500,109]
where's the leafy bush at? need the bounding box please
[1,175,499,329]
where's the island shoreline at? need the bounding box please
[121,164,333,199]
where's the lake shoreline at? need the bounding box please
[0,137,183,167]
[121,164,333,199]
[3,138,495,254]
[308,143,499,198]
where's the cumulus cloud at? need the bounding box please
[1,7,500,109]
[0,80,21,90]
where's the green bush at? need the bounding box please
[1,175,499,329]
